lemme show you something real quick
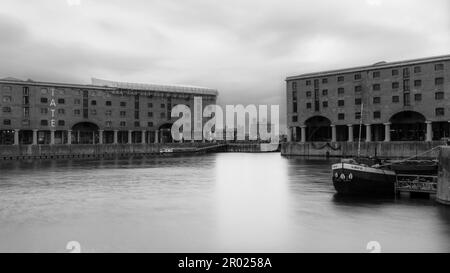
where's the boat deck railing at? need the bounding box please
[395,174,438,194]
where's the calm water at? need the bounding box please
[0,153,449,253]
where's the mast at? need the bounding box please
[357,102,364,157]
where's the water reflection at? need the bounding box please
[215,153,290,252]
[0,154,448,252]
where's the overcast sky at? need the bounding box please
[0,0,449,129]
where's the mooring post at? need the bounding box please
[437,146,450,205]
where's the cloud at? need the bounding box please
[66,0,81,6]
[0,14,29,44]
[366,0,383,6]
[0,0,449,131]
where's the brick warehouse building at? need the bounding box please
[0,77,217,145]
[286,55,450,143]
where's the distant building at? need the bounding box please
[286,55,450,143]
[0,77,217,145]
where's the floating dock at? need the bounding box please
[395,174,437,195]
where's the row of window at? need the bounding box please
[302,92,446,109]
[1,119,158,128]
[336,108,446,120]
[302,78,444,97]
[1,106,171,119]
[1,95,34,104]
[1,86,199,101]
[37,97,168,108]
[72,109,167,118]
[291,108,446,123]
[31,120,155,128]
[293,63,446,88]
[40,89,67,96]
[37,89,120,97]
[2,119,31,126]
[115,121,154,127]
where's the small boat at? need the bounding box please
[158,147,201,155]
[159,148,174,154]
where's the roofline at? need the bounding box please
[92,78,219,96]
[0,78,114,90]
[0,77,219,96]
[286,54,450,81]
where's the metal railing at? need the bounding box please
[395,174,438,193]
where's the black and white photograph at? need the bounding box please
[0,0,449,262]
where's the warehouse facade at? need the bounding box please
[0,77,217,145]
[286,55,450,143]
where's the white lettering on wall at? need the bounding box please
[49,88,57,128]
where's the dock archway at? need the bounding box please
[158,123,173,143]
[389,111,426,141]
[305,116,332,142]
[71,122,99,144]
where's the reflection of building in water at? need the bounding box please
[286,55,450,143]
[0,77,217,145]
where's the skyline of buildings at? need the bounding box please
[1,54,450,146]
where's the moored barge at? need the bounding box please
[332,158,438,196]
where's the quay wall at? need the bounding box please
[437,147,450,205]
[281,141,445,159]
[225,143,278,153]
[0,143,210,160]
[0,143,268,160]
